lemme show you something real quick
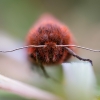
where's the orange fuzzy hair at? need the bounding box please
[26,14,76,65]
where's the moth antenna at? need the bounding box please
[0,45,44,53]
[57,45,100,52]
[0,44,100,53]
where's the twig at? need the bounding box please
[0,74,62,100]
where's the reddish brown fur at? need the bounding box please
[26,14,75,65]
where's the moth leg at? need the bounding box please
[29,53,38,70]
[39,63,50,78]
[35,52,39,64]
[36,52,60,82]
[36,52,49,78]
[65,47,93,65]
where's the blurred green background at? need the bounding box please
[0,0,100,100]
